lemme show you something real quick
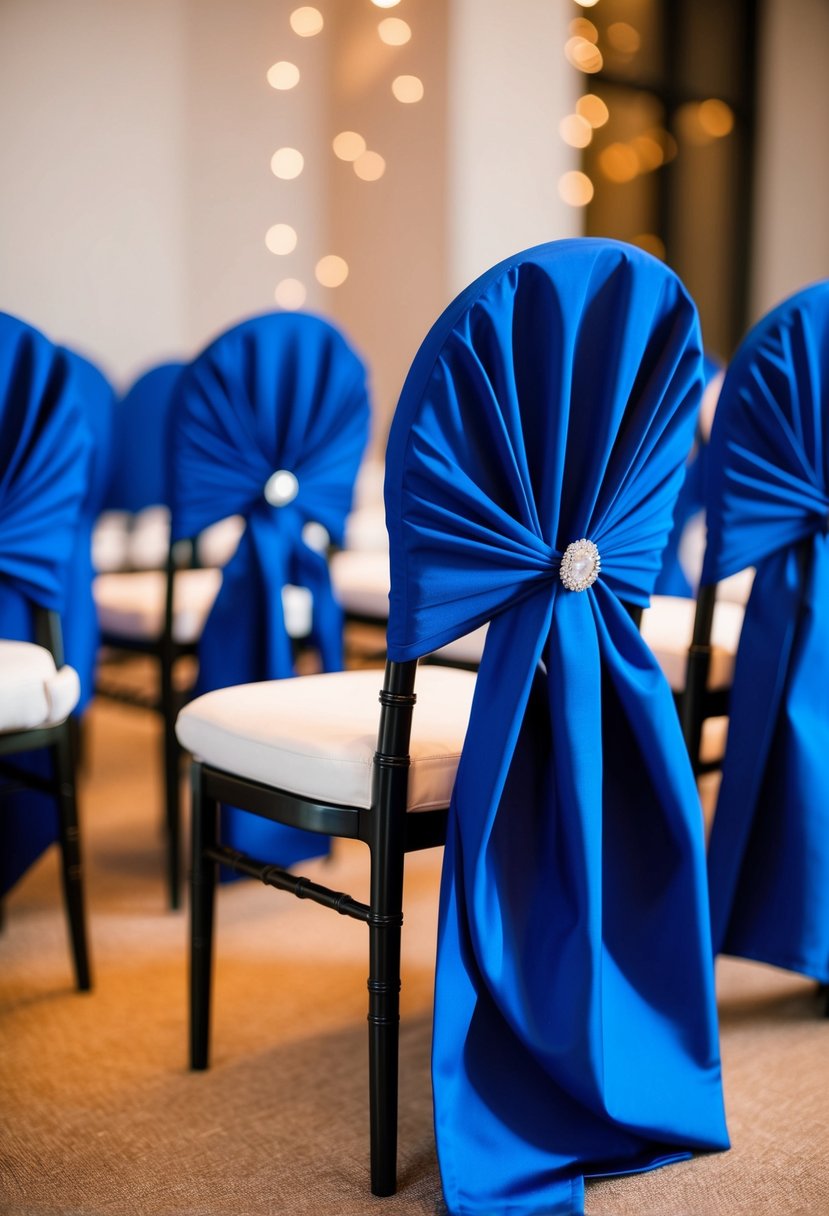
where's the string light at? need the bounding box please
[332,131,367,161]
[559,114,593,148]
[558,171,594,206]
[576,93,609,128]
[265,224,298,255]
[392,74,424,103]
[315,255,349,287]
[353,150,386,181]
[378,17,411,45]
[274,278,307,309]
[270,147,304,179]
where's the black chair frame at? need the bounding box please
[96,542,198,910]
[189,657,447,1197]
[0,608,91,990]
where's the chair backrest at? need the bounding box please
[169,311,370,691]
[105,362,184,513]
[0,313,92,639]
[383,239,728,1213]
[0,313,92,896]
[701,280,829,969]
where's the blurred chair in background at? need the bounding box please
[171,310,370,881]
[691,281,829,992]
[0,313,94,989]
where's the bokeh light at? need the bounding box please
[559,113,593,148]
[270,147,305,179]
[598,142,640,183]
[576,93,610,128]
[699,98,735,138]
[558,171,594,207]
[274,278,307,309]
[265,224,298,255]
[289,7,323,37]
[353,150,386,181]
[267,61,300,90]
[378,17,411,45]
[332,131,367,161]
[392,75,424,103]
[607,22,641,54]
[565,37,603,74]
[315,255,349,288]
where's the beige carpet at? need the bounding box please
[1,691,828,1216]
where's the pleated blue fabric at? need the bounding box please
[60,349,116,710]
[0,314,92,894]
[385,241,729,1216]
[703,281,829,983]
[170,311,370,865]
[654,354,722,596]
[105,362,184,512]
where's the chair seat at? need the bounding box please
[641,595,745,691]
[176,666,477,812]
[0,641,80,732]
[94,570,313,645]
[330,549,390,619]
[344,506,389,552]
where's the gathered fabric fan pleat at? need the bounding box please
[170,312,370,865]
[385,241,729,1215]
[0,314,93,894]
[703,284,829,982]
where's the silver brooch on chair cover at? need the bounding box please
[559,539,601,592]
[264,469,299,507]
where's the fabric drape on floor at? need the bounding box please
[385,240,729,1216]
[704,281,829,983]
[170,311,371,866]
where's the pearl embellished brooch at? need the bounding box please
[559,539,601,592]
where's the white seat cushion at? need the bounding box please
[330,549,390,619]
[344,506,388,552]
[92,511,132,573]
[641,595,745,691]
[94,570,313,645]
[0,641,80,732]
[196,515,246,568]
[432,625,487,666]
[176,666,477,812]
[128,505,171,570]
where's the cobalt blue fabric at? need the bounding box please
[0,314,92,895]
[60,349,116,710]
[171,312,370,865]
[703,281,829,982]
[654,353,722,596]
[105,362,184,512]
[385,241,729,1216]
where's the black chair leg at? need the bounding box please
[54,722,92,992]
[367,844,405,1197]
[190,761,218,1070]
[160,648,181,910]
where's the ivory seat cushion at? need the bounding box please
[176,665,477,812]
[0,641,80,732]
[330,549,390,619]
[94,570,312,645]
[641,595,745,691]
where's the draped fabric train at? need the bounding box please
[704,282,829,982]
[170,312,371,866]
[385,241,729,1215]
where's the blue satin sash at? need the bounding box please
[105,363,184,512]
[703,281,829,982]
[61,349,116,710]
[171,312,370,865]
[0,314,92,894]
[385,241,729,1216]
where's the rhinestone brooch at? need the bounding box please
[559,538,601,592]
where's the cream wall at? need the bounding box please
[0,0,579,417]
[750,0,829,321]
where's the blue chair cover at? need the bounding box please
[654,353,722,596]
[105,362,184,512]
[60,349,116,710]
[385,241,729,1216]
[171,311,370,866]
[0,314,92,894]
[703,281,829,983]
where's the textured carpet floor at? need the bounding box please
[1,692,828,1215]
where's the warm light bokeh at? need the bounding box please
[274,278,307,309]
[289,7,323,37]
[391,74,424,104]
[270,147,305,179]
[558,170,594,206]
[265,223,298,255]
[315,254,349,288]
[266,61,300,90]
